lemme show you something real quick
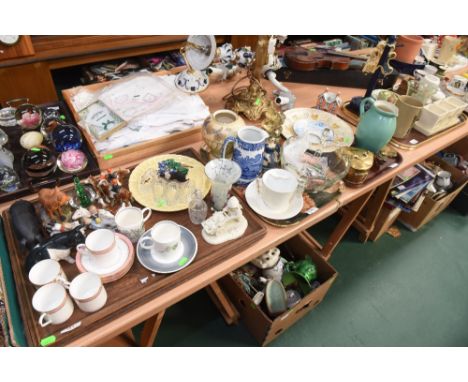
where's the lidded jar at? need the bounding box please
[202,109,245,159]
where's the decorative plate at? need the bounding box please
[128,154,211,212]
[281,108,354,152]
[136,225,198,274]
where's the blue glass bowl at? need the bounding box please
[52,124,82,152]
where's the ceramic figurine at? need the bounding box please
[73,177,92,208]
[158,159,189,182]
[316,88,342,114]
[72,207,93,225]
[10,200,45,250]
[201,196,248,245]
[251,247,281,269]
[89,169,132,209]
[262,140,281,170]
[88,208,116,230]
[38,187,71,221]
[25,225,85,272]
[45,221,81,236]
[262,257,286,282]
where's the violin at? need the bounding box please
[284,47,355,71]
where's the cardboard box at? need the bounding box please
[369,205,402,242]
[399,156,468,231]
[220,232,338,346]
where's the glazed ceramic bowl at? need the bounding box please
[52,124,82,153]
[22,146,57,178]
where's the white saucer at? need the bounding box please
[80,236,129,275]
[245,179,304,220]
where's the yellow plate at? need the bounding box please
[282,108,355,152]
[129,154,211,212]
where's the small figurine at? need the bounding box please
[38,186,70,221]
[25,225,85,272]
[73,176,91,208]
[10,200,45,250]
[88,168,132,210]
[158,159,189,182]
[251,247,281,269]
[72,207,93,225]
[201,196,248,245]
[88,208,116,230]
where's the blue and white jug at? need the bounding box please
[221,126,269,185]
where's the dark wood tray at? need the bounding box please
[389,113,467,151]
[2,148,267,346]
[0,102,100,204]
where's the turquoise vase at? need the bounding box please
[355,97,398,153]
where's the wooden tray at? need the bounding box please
[0,101,100,204]
[61,67,205,170]
[389,113,467,151]
[2,148,267,346]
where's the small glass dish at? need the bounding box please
[15,104,43,131]
[52,124,82,152]
[22,146,57,178]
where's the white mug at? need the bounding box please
[76,229,118,268]
[115,206,152,243]
[32,283,74,327]
[260,169,298,213]
[28,259,70,289]
[448,75,468,94]
[436,170,451,189]
[140,220,181,253]
[69,272,107,313]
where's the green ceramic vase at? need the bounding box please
[355,97,399,153]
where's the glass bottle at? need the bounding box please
[73,176,92,207]
[188,189,208,225]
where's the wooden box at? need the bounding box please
[399,156,468,231]
[61,67,203,170]
[220,232,338,346]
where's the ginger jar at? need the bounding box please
[202,109,245,159]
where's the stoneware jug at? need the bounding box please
[355,97,398,153]
[221,126,269,185]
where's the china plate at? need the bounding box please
[128,154,211,212]
[245,179,304,220]
[76,233,134,284]
[136,225,198,274]
[282,108,354,152]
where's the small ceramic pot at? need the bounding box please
[395,35,424,64]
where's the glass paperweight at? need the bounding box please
[0,128,8,146]
[0,147,14,169]
[41,115,64,142]
[22,146,57,178]
[0,105,17,127]
[0,166,19,193]
[188,189,208,225]
[52,124,82,152]
[15,103,43,131]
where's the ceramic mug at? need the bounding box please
[435,170,451,189]
[76,229,118,268]
[221,126,269,185]
[394,95,424,139]
[69,272,107,313]
[28,259,70,289]
[260,169,298,213]
[115,206,152,243]
[32,283,74,327]
[448,75,468,94]
[140,220,181,253]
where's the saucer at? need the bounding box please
[76,233,134,283]
[137,225,198,274]
[245,179,304,220]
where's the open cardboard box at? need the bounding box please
[399,154,468,231]
[220,232,338,346]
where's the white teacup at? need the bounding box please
[32,283,74,327]
[448,75,468,94]
[115,206,152,243]
[76,229,118,268]
[28,259,70,289]
[69,272,107,313]
[140,220,181,254]
[260,169,298,213]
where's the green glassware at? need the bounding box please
[285,257,317,285]
[73,176,91,207]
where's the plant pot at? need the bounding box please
[395,35,424,64]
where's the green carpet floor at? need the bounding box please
[135,207,468,346]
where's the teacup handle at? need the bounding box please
[39,313,52,327]
[140,237,154,250]
[142,208,152,222]
[359,97,375,116]
[76,243,87,254]
[56,276,71,289]
[221,136,237,159]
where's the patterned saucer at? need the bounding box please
[136,225,198,274]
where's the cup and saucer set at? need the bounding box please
[245,168,304,221]
[137,220,198,274]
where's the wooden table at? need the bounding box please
[3,79,468,346]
